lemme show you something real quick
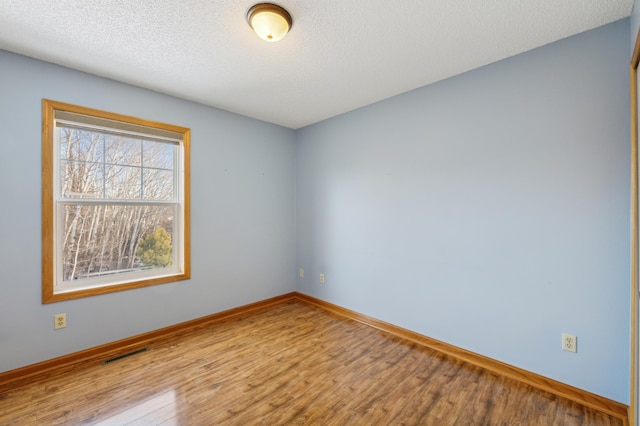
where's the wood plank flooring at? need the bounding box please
[0,300,625,425]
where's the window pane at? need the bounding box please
[105,136,141,166]
[60,160,104,198]
[105,165,142,199]
[59,127,105,163]
[61,204,174,282]
[143,140,175,170]
[143,168,174,201]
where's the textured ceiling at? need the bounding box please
[0,0,633,129]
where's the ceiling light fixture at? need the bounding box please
[247,3,292,42]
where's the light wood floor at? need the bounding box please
[0,300,624,425]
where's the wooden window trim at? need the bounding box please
[42,99,191,303]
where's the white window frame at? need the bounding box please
[42,99,191,303]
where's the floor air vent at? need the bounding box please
[102,347,148,365]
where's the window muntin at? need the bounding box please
[43,100,190,303]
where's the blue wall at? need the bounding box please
[0,50,297,372]
[631,0,639,417]
[633,1,640,51]
[296,19,630,402]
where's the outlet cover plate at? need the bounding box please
[562,333,577,353]
[54,313,67,330]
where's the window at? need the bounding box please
[42,100,190,303]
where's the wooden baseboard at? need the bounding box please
[0,290,629,423]
[0,292,296,393]
[292,292,629,422]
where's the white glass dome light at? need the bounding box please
[247,3,292,43]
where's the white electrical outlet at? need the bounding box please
[562,333,577,353]
[319,273,325,284]
[54,313,67,330]
[299,268,304,278]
